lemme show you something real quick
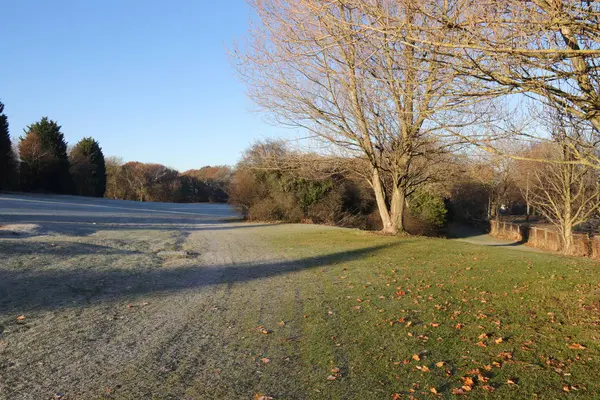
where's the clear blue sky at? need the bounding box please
[0,1,283,171]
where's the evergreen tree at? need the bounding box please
[19,117,71,193]
[0,101,18,191]
[69,137,106,197]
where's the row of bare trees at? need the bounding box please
[233,0,600,249]
[105,159,231,203]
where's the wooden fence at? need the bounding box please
[489,220,600,258]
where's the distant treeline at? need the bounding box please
[105,161,231,203]
[0,100,230,203]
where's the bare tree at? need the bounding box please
[523,113,600,253]
[386,0,600,168]
[235,0,481,234]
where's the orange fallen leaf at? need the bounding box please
[461,377,474,387]
[475,341,487,348]
[261,357,270,364]
[392,394,402,400]
[412,354,421,361]
[507,378,517,385]
[563,385,570,392]
[331,367,341,374]
[494,337,504,344]
[16,315,25,321]
[279,321,286,327]
[416,365,430,372]
[430,387,438,395]
[451,387,466,395]
[257,326,272,334]
[455,323,464,330]
[435,361,445,368]
[481,385,495,392]
[254,394,274,400]
[568,343,586,350]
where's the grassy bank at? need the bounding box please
[2,219,599,399]
[245,229,600,399]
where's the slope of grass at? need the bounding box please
[2,224,600,399]
[245,229,600,399]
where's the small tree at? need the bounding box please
[104,156,123,199]
[19,118,71,193]
[0,101,18,191]
[69,137,106,197]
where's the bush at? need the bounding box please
[409,191,447,230]
[229,151,376,228]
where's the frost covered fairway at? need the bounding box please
[1,194,600,399]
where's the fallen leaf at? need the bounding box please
[279,321,286,327]
[563,385,570,392]
[327,375,337,381]
[261,357,270,364]
[416,365,430,372]
[412,354,421,361]
[331,367,341,374]
[507,378,517,385]
[461,377,474,387]
[254,394,275,400]
[16,315,25,321]
[481,385,495,392]
[455,323,464,330]
[451,387,466,395]
[392,394,402,400]
[475,341,487,348]
[568,343,586,350]
[430,387,438,395]
[435,361,445,368]
[257,326,272,334]
[494,337,504,344]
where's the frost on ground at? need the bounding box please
[0,194,329,399]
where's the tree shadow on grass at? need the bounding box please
[0,242,399,315]
[0,240,142,257]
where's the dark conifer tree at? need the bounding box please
[69,137,106,197]
[19,117,71,193]
[0,101,18,191]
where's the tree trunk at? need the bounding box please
[371,168,396,234]
[371,168,407,235]
[390,185,406,233]
[562,222,574,255]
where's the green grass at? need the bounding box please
[238,229,600,399]
[4,225,600,399]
